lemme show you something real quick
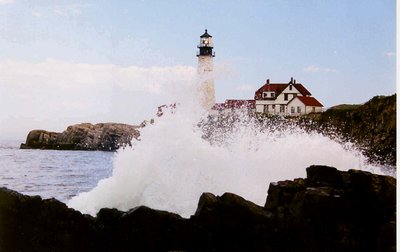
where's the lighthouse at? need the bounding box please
[197,29,216,110]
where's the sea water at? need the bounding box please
[0,141,114,203]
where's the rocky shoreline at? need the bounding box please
[303,94,396,166]
[19,95,396,166]
[0,165,395,251]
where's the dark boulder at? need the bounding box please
[0,166,395,251]
[0,187,97,251]
[265,165,396,251]
[94,206,190,251]
[189,192,275,251]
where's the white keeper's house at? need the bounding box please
[254,77,323,116]
[213,77,324,116]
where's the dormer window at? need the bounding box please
[262,91,275,98]
[289,85,292,91]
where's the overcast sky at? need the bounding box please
[0,0,396,140]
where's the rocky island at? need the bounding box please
[20,122,141,151]
[0,165,395,251]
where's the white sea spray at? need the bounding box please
[68,79,390,217]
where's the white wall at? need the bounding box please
[287,97,324,115]
[275,85,302,105]
[286,98,306,116]
[255,102,284,114]
[305,105,323,114]
[197,56,215,110]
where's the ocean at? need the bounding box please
[0,140,114,203]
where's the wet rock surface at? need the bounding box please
[20,123,140,151]
[0,165,395,251]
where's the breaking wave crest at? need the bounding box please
[68,105,389,217]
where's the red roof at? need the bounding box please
[255,81,311,100]
[294,84,312,97]
[212,99,255,110]
[212,103,226,110]
[296,96,323,107]
[255,84,287,99]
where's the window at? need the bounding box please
[263,105,267,113]
[280,105,285,113]
[297,106,301,113]
[312,107,316,113]
[289,85,292,90]
[284,93,288,101]
[263,92,275,98]
[272,105,275,109]
[291,106,295,113]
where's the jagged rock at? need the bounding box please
[0,187,97,251]
[20,129,60,149]
[95,206,189,251]
[265,165,396,251]
[190,192,274,251]
[20,123,140,151]
[0,166,395,251]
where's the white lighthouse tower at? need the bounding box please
[197,29,216,110]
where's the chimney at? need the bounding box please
[290,77,293,83]
[266,79,270,84]
[294,79,296,84]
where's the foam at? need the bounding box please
[68,79,389,217]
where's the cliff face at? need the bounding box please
[20,123,140,151]
[0,166,395,251]
[305,94,396,166]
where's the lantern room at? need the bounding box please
[197,29,215,57]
